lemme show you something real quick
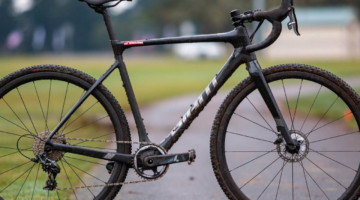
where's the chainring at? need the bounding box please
[133,144,169,179]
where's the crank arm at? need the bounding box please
[47,142,133,165]
[144,149,196,167]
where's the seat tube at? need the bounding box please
[246,60,297,148]
[117,56,150,143]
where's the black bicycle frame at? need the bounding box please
[46,8,296,165]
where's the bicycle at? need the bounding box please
[1,0,360,199]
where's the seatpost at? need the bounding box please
[93,6,116,41]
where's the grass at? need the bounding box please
[1,54,360,109]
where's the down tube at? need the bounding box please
[160,49,251,151]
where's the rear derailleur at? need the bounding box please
[33,152,61,190]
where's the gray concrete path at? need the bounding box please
[119,92,228,200]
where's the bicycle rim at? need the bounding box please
[211,65,360,200]
[0,66,131,200]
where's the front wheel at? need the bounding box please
[0,66,131,200]
[211,64,360,200]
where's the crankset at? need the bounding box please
[134,144,196,179]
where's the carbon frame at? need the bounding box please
[113,26,259,151]
[46,8,294,165]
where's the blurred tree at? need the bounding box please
[22,0,105,51]
[0,0,17,51]
[0,0,359,53]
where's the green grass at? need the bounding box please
[2,55,360,110]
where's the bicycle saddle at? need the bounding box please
[80,0,130,6]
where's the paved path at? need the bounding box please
[119,92,228,200]
[115,76,360,200]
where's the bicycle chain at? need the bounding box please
[54,137,164,191]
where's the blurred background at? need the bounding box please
[0,0,359,55]
[0,0,360,106]
[1,1,360,199]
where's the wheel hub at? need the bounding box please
[33,131,66,162]
[276,130,309,163]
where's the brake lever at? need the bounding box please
[287,7,300,36]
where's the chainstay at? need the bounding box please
[55,137,163,191]
[55,177,160,191]
[64,137,156,145]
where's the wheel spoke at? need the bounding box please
[299,161,330,200]
[246,97,277,134]
[257,160,287,200]
[31,164,41,200]
[310,111,353,134]
[227,131,274,144]
[229,148,277,173]
[63,158,95,197]
[45,80,52,132]
[15,163,36,199]
[291,79,303,131]
[310,131,360,144]
[65,159,106,183]
[305,156,347,189]
[0,151,20,160]
[64,115,109,136]
[300,161,312,200]
[61,101,99,134]
[16,88,38,134]
[233,112,275,133]
[71,132,115,145]
[33,81,49,133]
[240,156,281,189]
[0,114,33,135]
[307,97,339,137]
[291,156,294,200]
[60,160,78,200]
[275,160,286,200]
[64,155,106,166]
[59,83,70,122]
[282,80,294,129]
[0,160,32,176]
[226,150,278,153]
[56,190,61,200]
[0,162,34,193]
[0,147,33,160]
[60,90,86,134]
[0,130,29,138]
[309,147,357,172]
[2,98,34,135]
[300,85,322,132]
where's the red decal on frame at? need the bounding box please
[124,41,144,46]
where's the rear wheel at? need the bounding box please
[211,65,360,199]
[0,65,131,200]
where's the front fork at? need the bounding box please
[246,60,299,150]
